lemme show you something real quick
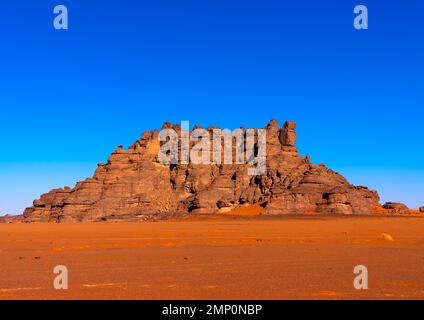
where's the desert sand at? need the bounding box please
[1,215,424,300]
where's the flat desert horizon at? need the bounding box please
[1,215,424,300]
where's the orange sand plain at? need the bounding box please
[1,215,424,300]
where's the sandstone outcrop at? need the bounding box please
[382,202,410,214]
[23,119,380,222]
[420,207,424,213]
[0,214,23,223]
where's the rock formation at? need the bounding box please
[382,202,410,214]
[420,207,424,213]
[0,214,23,223]
[23,119,381,222]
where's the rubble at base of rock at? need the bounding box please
[23,119,383,222]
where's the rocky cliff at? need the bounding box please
[23,119,380,222]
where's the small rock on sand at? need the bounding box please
[378,233,394,241]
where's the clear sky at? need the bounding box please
[0,0,423,214]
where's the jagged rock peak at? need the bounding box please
[266,118,279,129]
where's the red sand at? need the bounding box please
[1,215,424,300]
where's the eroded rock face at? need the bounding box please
[23,119,380,222]
[420,207,424,213]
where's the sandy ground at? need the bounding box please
[1,215,424,300]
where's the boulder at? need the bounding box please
[382,202,410,213]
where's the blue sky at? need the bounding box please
[0,0,423,214]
